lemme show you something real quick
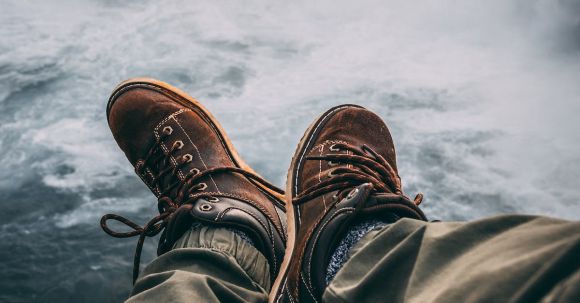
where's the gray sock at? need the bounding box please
[325,220,389,285]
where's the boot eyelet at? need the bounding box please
[197,183,207,191]
[327,170,335,178]
[329,144,340,152]
[207,197,220,202]
[162,126,173,135]
[347,188,359,199]
[200,203,212,211]
[190,168,200,175]
[182,154,193,163]
[328,161,338,166]
[172,140,184,150]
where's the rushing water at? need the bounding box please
[1,0,579,302]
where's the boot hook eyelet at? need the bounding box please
[329,144,340,152]
[327,170,335,178]
[207,197,220,202]
[197,183,207,191]
[200,203,213,211]
[162,126,173,135]
[182,154,193,163]
[347,188,359,199]
[190,168,200,175]
[172,140,184,150]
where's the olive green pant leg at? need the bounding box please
[127,226,270,303]
[324,215,580,303]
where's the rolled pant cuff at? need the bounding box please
[172,225,271,290]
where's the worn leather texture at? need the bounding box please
[102,79,286,283]
[273,105,426,303]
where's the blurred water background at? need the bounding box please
[1,0,579,302]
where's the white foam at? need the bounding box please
[1,0,579,224]
[28,118,130,191]
[54,196,149,228]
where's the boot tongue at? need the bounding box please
[154,159,184,201]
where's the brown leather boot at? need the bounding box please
[99,78,286,284]
[270,104,427,303]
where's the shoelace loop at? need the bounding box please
[293,143,423,206]
[100,134,283,284]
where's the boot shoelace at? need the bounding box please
[100,126,283,283]
[293,142,424,207]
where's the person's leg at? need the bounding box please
[99,79,287,303]
[270,104,579,303]
[324,215,580,303]
[270,105,429,302]
[128,226,269,303]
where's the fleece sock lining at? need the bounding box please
[325,220,389,285]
